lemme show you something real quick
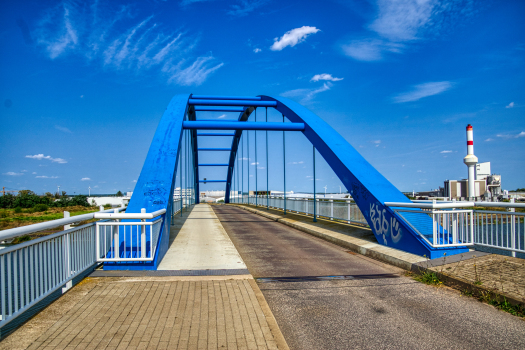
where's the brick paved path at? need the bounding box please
[1,276,286,350]
[430,254,525,303]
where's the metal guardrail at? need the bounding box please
[237,195,368,226]
[0,222,98,328]
[386,199,524,256]
[0,199,185,331]
[95,209,165,262]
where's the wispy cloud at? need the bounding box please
[342,0,472,61]
[496,131,525,139]
[485,138,494,142]
[35,1,222,86]
[4,172,24,176]
[81,177,91,181]
[36,175,59,179]
[270,26,320,51]
[281,82,332,103]
[166,56,223,86]
[311,74,343,82]
[55,125,72,133]
[26,154,68,164]
[393,81,453,103]
[253,48,261,53]
[342,39,403,61]
[440,150,453,153]
[506,102,514,108]
[227,0,269,17]
[180,0,215,6]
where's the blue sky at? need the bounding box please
[0,0,524,195]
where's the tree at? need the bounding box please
[116,190,123,197]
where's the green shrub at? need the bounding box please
[33,204,49,212]
[14,207,22,213]
[0,210,8,218]
[104,204,112,209]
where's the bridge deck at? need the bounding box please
[158,204,247,271]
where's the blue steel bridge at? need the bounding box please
[112,93,470,270]
[2,94,525,346]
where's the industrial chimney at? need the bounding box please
[463,124,478,200]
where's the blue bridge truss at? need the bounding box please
[104,94,469,270]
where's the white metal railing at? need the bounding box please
[0,199,186,330]
[386,199,524,256]
[394,209,474,248]
[0,223,98,328]
[236,195,368,226]
[95,209,165,262]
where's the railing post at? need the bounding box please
[432,211,437,247]
[347,200,351,223]
[63,211,70,230]
[141,208,146,258]
[99,205,104,212]
[113,208,119,259]
[509,198,516,257]
[330,199,334,220]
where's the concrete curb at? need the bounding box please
[234,205,525,308]
[248,279,290,350]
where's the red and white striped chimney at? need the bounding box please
[463,124,478,199]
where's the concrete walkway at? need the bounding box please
[158,204,247,271]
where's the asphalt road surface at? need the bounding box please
[213,205,525,350]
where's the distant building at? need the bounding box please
[476,162,491,180]
[444,179,486,199]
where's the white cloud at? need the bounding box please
[253,48,261,53]
[218,114,226,119]
[26,154,68,164]
[32,172,37,174]
[4,172,23,176]
[166,56,223,86]
[311,74,343,82]
[251,162,259,165]
[342,0,470,61]
[440,150,452,153]
[290,161,304,165]
[393,81,453,103]
[270,26,320,51]
[81,177,91,181]
[227,0,269,17]
[373,140,381,144]
[485,138,494,142]
[132,180,137,183]
[497,131,525,139]
[342,39,403,61]
[36,175,59,179]
[35,1,223,86]
[281,82,331,103]
[506,102,514,108]
[180,0,215,6]
[369,0,436,42]
[55,125,72,133]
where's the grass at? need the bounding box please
[0,206,100,231]
[412,271,443,286]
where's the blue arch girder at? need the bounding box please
[112,93,467,270]
[224,95,468,259]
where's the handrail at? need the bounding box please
[94,208,166,220]
[385,201,525,209]
[0,207,126,241]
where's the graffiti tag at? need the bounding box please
[369,203,403,245]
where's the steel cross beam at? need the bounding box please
[183,121,304,131]
[188,99,277,107]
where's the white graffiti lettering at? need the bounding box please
[369,203,403,245]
